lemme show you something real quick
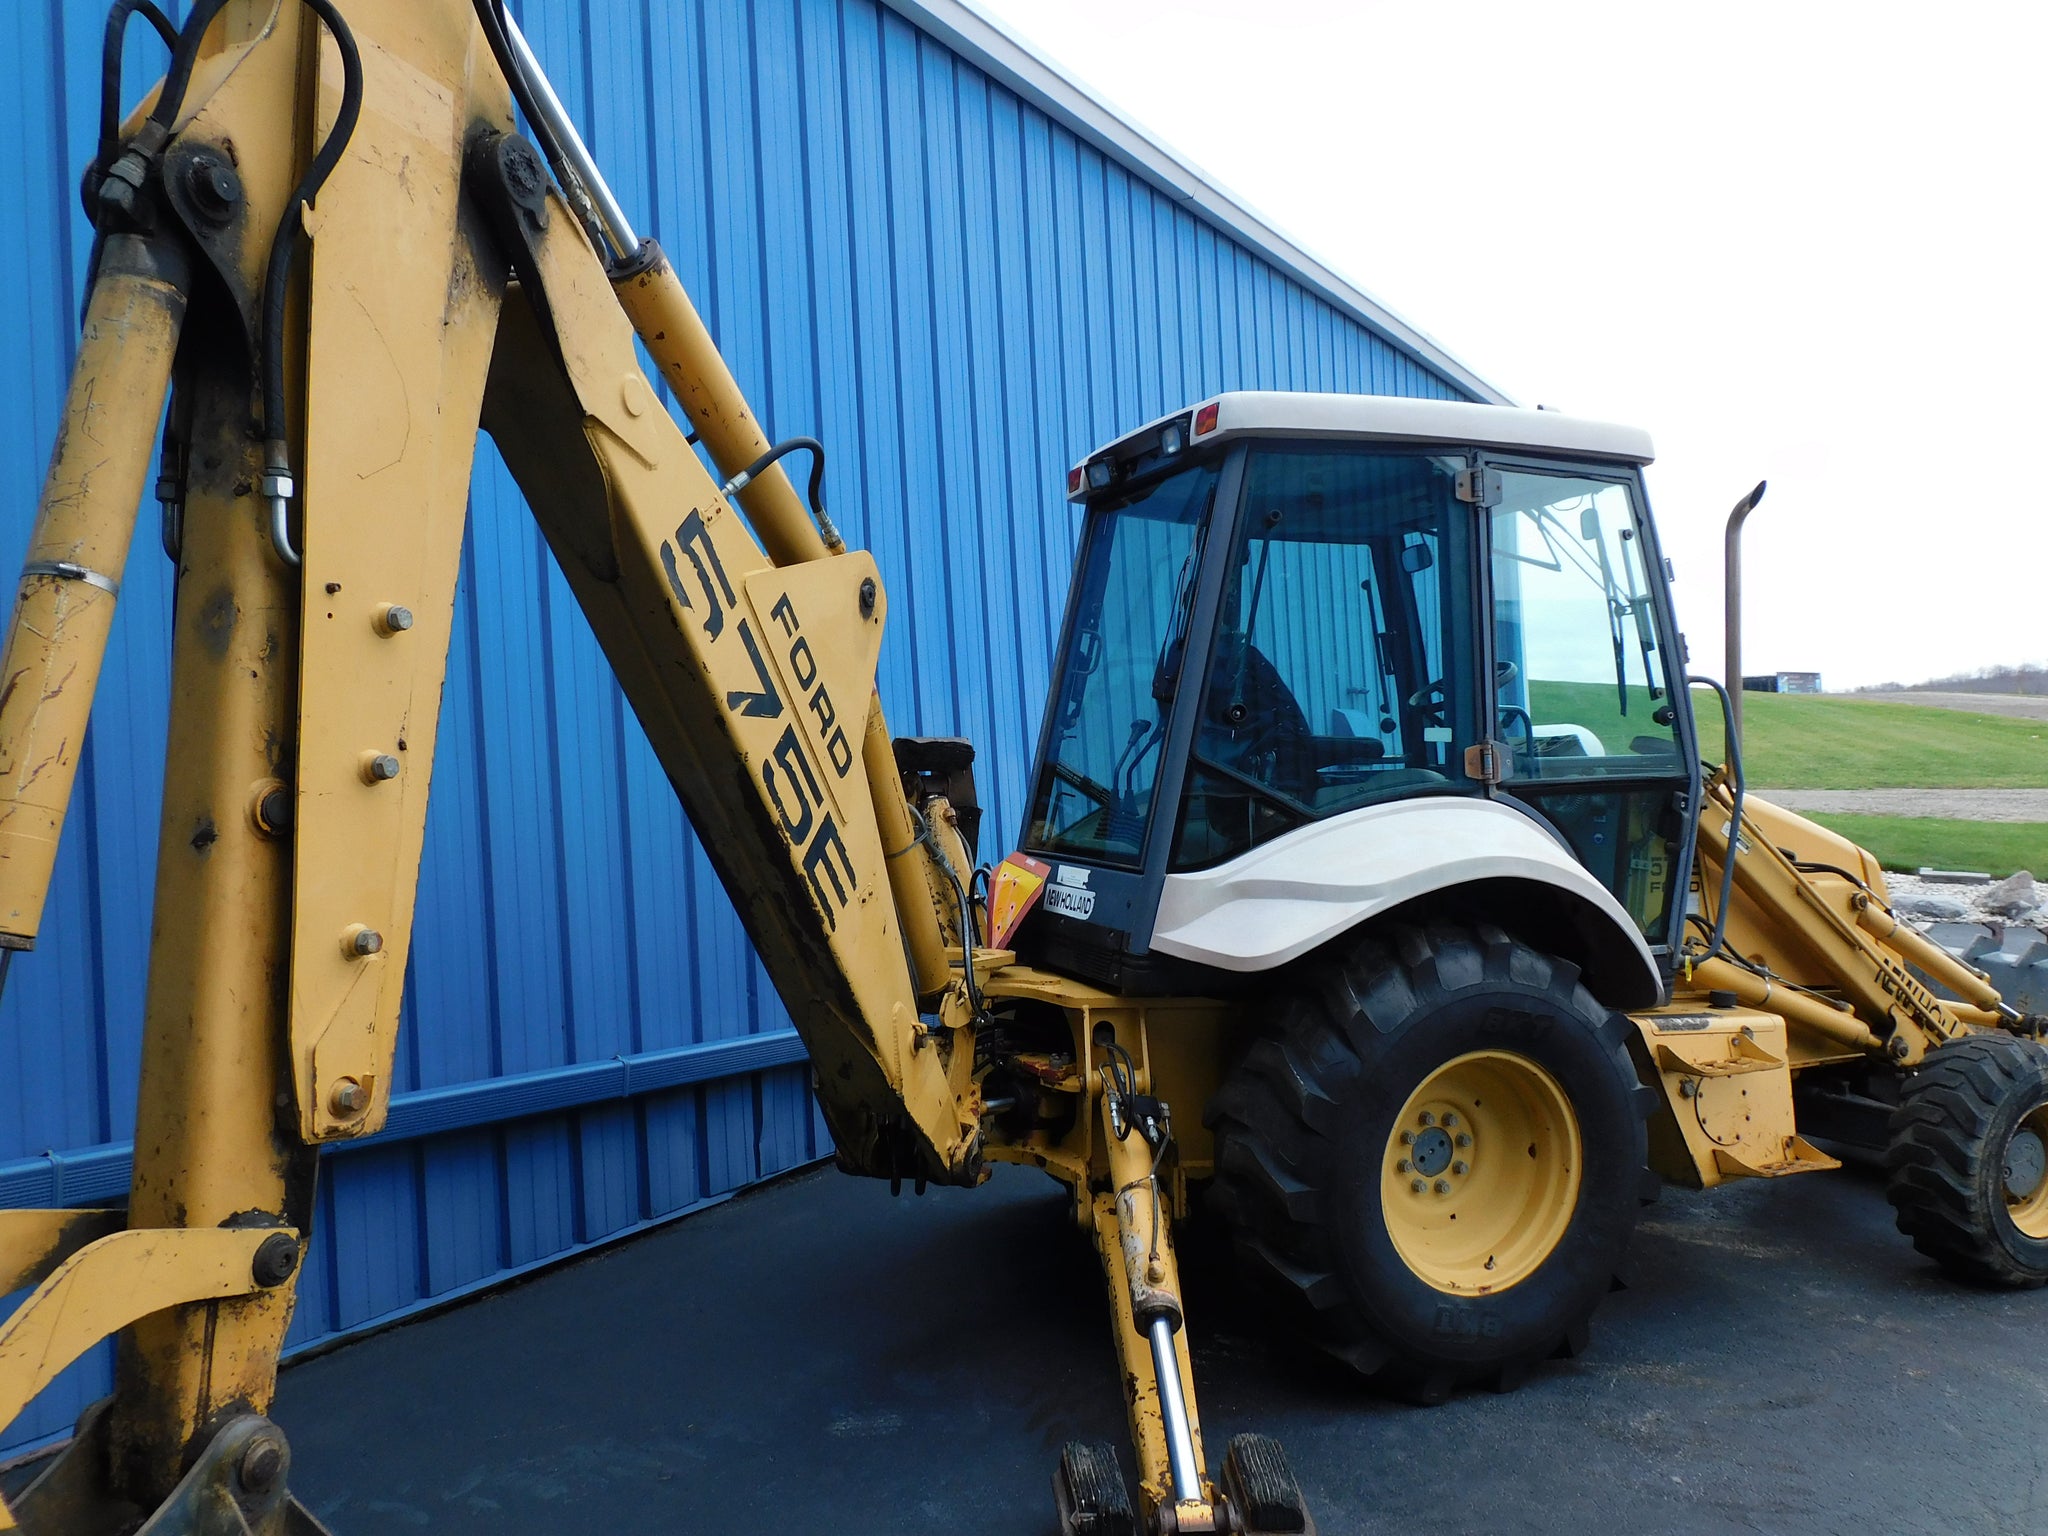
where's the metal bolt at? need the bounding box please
[379,604,414,634]
[252,781,292,838]
[1455,1132,1472,1148]
[344,926,383,958]
[859,576,878,618]
[1399,1129,1415,1145]
[1396,1158,1412,1173]
[1418,1111,1435,1127]
[1410,1178,1427,1193]
[184,155,242,225]
[239,1435,284,1495]
[250,1232,298,1288]
[1435,1179,1452,1195]
[364,753,401,783]
[1442,1111,1459,1128]
[329,1077,367,1116]
[1679,1079,1698,1098]
[1452,1160,1469,1176]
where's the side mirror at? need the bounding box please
[1399,543,1433,574]
[1579,506,1601,541]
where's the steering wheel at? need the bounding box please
[1407,660,1521,724]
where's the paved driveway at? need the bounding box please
[274,1160,2048,1535]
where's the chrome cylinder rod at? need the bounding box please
[1147,1315,1202,1505]
[501,13,640,261]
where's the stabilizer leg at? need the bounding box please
[1083,1046,1315,1536]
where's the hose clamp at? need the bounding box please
[20,560,120,596]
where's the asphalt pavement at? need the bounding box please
[264,1153,2048,1535]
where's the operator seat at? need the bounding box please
[1197,637,1313,793]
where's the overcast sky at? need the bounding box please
[969,0,2046,691]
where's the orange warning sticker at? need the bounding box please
[987,852,1051,950]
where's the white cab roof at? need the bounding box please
[1078,392,1655,474]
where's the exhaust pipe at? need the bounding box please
[1722,480,1768,741]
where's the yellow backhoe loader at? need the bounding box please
[2,4,2043,1532]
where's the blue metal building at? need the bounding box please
[0,0,1499,1455]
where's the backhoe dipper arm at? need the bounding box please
[465,134,984,1184]
[0,4,981,1527]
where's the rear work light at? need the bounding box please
[1159,422,1183,456]
[1194,401,1220,436]
[1086,459,1114,490]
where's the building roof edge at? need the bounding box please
[876,0,1515,406]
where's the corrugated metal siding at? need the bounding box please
[0,0,1475,1453]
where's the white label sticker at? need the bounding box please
[1043,883,1098,921]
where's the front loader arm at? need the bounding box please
[1688,771,2024,1065]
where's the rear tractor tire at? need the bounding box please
[1206,923,1655,1403]
[1886,1031,2048,1287]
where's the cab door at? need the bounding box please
[1479,460,1697,957]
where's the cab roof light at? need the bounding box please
[1159,421,1184,456]
[1067,465,1084,496]
[1194,402,1220,436]
[1086,459,1114,490]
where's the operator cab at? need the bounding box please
[1018,392,1698,996]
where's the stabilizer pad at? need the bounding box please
[1223,1433,1314,1535]
[1054,1441,1136,1536]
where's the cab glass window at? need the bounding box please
[1173,448,1476,869]
[1489,471,1681,771]
[1489,467,1688,941]
[1026,462,1220,864]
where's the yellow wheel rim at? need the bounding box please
[2004,1105,2048,1240]
[1381,1049,1582,1295]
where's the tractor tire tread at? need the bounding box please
[1884,1032,2048,1289]
[1204,922,1651,1399]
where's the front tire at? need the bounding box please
[1206,923,1654,1402]
[1886,1031,2048,1287]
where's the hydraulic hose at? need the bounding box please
[258,0,365,566]
[1688,673,1746,963]
[719,437,842,553]
[98,0,178,171]
[149,0,233,134]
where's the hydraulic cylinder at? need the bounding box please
[0,233,189,947]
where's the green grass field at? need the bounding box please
[1522,682,2045,873]
[1688,688,2046,790]
[1525,680,2046,789]
[1804,815,2047,880]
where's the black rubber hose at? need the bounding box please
[99,0,178,168]
[468,0,609,253]
[1688,673,1747,962]
[722,437,841,550]
[149,0,233,131]
[258,0,363,447]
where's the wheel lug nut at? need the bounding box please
[1456,1132,1472,1147]
[1411,1178,1428,1193]
[1434,1179,1452,1195]
[1399,1130,1415,1145]
[1419,1111,1435,1127]
[1442,1112,1459,1128]
[1396,1158,1412,1173]
[1452,1160,1469,1176]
